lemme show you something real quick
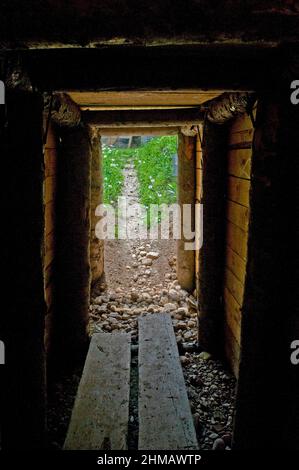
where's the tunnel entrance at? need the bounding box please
[43,89,244,450]
[91,134,182,341]
[2,42,286,453]
[47,117,237,450]
[2,6,298,452]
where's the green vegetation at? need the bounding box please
[102,136,177,229]
[133,136,178,212]
[102,146,131,205]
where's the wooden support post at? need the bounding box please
[1,89,46,449]
[90,128,104,285]
[177,133,196,292]
[197,121,228,355]
[233,79,299,448]
[49,124,91,370]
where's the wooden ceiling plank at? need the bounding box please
[83,107,203,127]
[68,90,223,107]
[98,127,180,136]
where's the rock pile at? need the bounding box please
[182,351,236,450]
[90,250,198,345]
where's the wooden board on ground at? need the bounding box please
[138,313,198,450]
[64,332,131,450]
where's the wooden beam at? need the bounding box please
[197,120,228,355]
[69,90,223,107]
[90,130,104,285]
[0,5,298,48]
[98,127,179,136]
[177,133,196,292]
[80,105,198,111]
[19,46,279,92]
[83,108,203,128]
[233,87,299,449]
[48,124,91,367]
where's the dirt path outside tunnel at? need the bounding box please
[89,158,198,344]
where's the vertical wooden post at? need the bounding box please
[234,81,299,448]
[1,89,46,449]
[44,120,58,356]
[90,129,104,285]
[197,121,228,355]
[49,124,91,370]
[177,133,196,292]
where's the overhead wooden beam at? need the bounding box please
[83,108,204,128]
[98,127,179,136]
[19,46,279,92]
[0,3,298,48]
[68,90,223,107]
[80,105,198,111]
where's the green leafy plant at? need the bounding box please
[102,145,132,205]
[102,136,178,230]
[134,136,178,224]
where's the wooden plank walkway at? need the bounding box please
[64,332,131,450]
[138,313,199,450]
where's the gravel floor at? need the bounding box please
[47,367,83,449]
[182,351,236,450]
